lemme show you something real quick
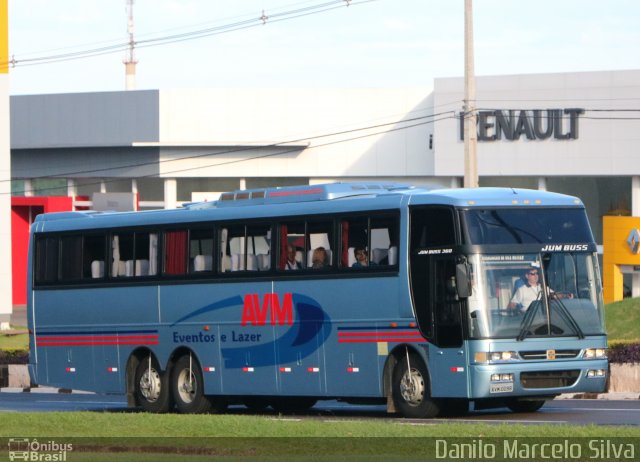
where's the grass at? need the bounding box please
[2,412,639,438]
[0,330,28,351]
[1,412,638,461]
[604,298,640,342]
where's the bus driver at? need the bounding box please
[508,267,572,313]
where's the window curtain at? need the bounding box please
[341,221,349,267]
[111,235,120,277]
[165,230,188,275]
[279,224,288,270]
[149,234,158,275]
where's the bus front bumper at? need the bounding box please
[469,359,609,399]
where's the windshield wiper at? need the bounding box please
[550,296,585,339]
[516,292,543,341]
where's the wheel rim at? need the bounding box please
[139,367,161,403]
[400,367,425,407]
[176,368,197,404]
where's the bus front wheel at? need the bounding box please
[134,355,173,413]
[392,353,439,418]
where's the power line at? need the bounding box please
[4,0,374,68]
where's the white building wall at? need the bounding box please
[0,73,10,324]
[433,70,640,177]
[157,88,436,179]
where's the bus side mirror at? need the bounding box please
[455,263,472,299]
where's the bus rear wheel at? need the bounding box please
[135,355,173,413]
[392,353,439,418]
[171,355,225,414]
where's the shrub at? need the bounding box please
[608,341,640,364]
[0,349,29,365]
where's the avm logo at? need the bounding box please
[241,293,293,326]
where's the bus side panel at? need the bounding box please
[272,276,401,398]
[160,281,278,396]
[32,286,159,393]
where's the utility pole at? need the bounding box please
[463,0,478,188]
[124,0,138,90]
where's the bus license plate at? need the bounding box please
[490,383,513,394]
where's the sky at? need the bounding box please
[6,0,640,95]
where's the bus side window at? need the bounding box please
[59,235,83,281]
[189,228,214,273]
[279,221,305,271]
[307,221,332,269]
[35,236,58,285]
[247,223,271,271]
[225,223,271,272]
[339,214,398,268]
[83,234,106,279]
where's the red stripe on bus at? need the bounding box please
[36,335,158,341]
[338,331,421,337]
[338,338,425,343]
[37,340,159,347]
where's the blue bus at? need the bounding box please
[27,183,608,417]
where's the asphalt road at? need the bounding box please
[0,392,639,426]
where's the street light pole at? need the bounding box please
[463,0,478,188]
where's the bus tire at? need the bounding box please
[506,399,545,413]
[134,355,173,413]
[171,355,216,414]
[392,353,439,418]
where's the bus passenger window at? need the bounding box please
[225,224,271,272]
[35,236,58,284]
[279,222,305,271]
[247,224,271,271]
[307,221,332,269]
[189,228,214,273]
[112,232,156,277]
[59,235,83,281]
[339,214,398,268]
[83,234,106,279]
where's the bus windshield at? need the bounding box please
[462,208,593,244]
[466,252,605,339]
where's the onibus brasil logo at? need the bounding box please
[8,438,73,461]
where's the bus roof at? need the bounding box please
[32,183,584,230]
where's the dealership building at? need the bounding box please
[4,69,640,316]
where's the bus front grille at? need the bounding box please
[519,349,580,360]
[520,370,580,389]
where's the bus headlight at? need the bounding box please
[584,348,607,359]
[587,369,606,378]
[475,351,518,363]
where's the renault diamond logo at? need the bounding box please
[627,229,640,254]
